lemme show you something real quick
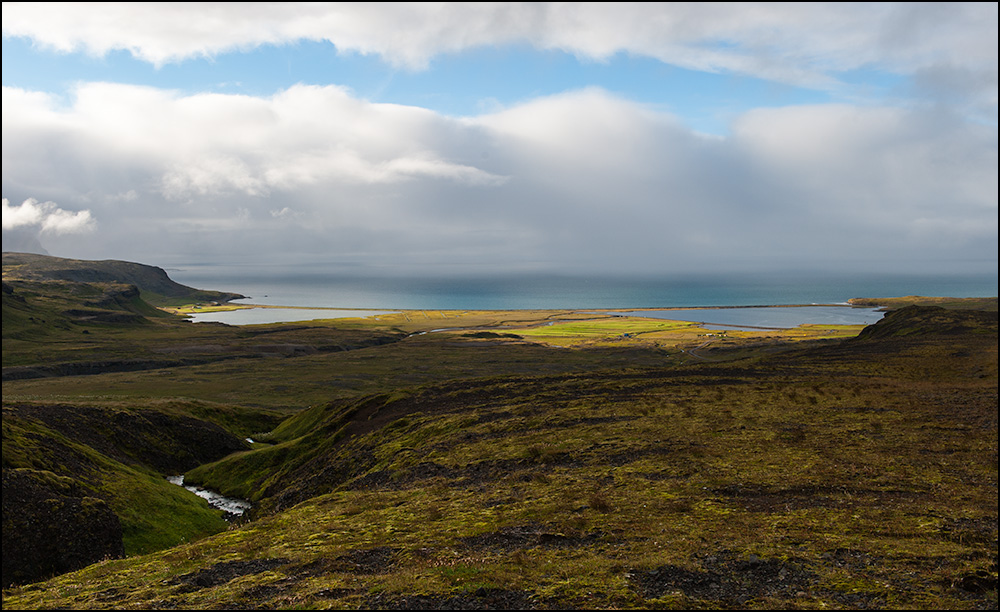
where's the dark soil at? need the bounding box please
[364,588,541,610]
[170,558,289,590]
[630,551,826,608]
[459,524,606,553]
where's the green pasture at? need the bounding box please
[511,316,698,345]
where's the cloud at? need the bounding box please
[2,197,95,234]
[3,3,996,93]
[1,4,994,274]
[730,104,998,218]
[2,83,507,203]
[1,83,995,273]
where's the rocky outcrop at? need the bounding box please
[2,468,125,588]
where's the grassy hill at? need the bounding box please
[1,257,996,608]
[2,252,244,307]
[849,295,998,311]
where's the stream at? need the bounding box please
[167,475,252,520]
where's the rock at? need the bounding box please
[955,570,998,594]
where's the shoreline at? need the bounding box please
[191,295,997,315]
[205,302,865,313]
[174,297,994,328]
[177,303,887,331]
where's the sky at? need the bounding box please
[2,2,997,278]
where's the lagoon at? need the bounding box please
[610,305,884,331]
[186,304,884,329]
[186,308,398,325]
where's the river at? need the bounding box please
[167,475,251,520]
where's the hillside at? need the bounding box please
[1,259,996,609]
[2,255,404,380]
[2,400,268,587]
[2,252,244,306]
[848,295,998,311]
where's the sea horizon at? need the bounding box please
[166,263,999,311]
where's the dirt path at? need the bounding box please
[683,339,715,361]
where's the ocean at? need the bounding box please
[166,264,998,311]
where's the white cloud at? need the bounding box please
[161,155,269,199]
[2,83,507,205]
[1,83,995,273]
[2,197,45,228]
[39,205,97,234]
[3,2,995,92]
[2,197,95,234]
